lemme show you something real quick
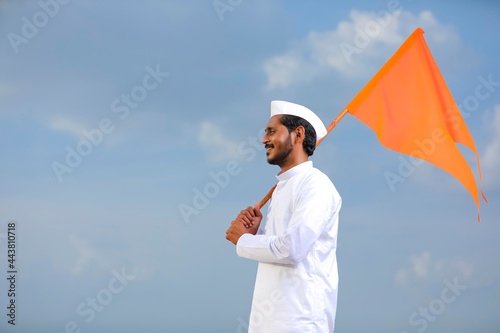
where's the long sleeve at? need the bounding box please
[236,172,341,265]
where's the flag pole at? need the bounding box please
[258,108,350,208]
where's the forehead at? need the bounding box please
[265,115,284,129]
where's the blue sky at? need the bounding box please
[0,0,499,332]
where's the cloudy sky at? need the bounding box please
[0,0,499,332]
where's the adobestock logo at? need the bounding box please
[401,277,467,333]
[54,267,135,333]
[226,269,299,333]
[7,0,73,54]
[213,0,243,22]
[51,64,169,182]
[459,74,500,119]
[384,127,447,192]
[179,130,264,224]
[384,72,498,192]
[340,0,403,63]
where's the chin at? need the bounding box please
[267,157,278,165]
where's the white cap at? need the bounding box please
[270,100,327,140]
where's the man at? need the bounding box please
[226,100,342,332]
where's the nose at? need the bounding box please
[262,133,269,144]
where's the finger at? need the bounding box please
[237,214,252,226]
[240,218,251,228]
[245,206,255,217]
[241,210,255,224]
[240,209,254,221]
[233,218,246,228]
[254,202,262,218]
[236,220,249,230]
[238,213,251,223]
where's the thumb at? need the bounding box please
[254,202,262,218]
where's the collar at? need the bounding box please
[276,161,313,182]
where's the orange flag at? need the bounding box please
[345,27,487,219]
[259,28,487,220]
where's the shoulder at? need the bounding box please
[308,167,335,187]
[292,167,342,213]
[298,167,340,198]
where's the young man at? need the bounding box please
[226,100,342,332]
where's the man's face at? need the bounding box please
[262,115,294,166]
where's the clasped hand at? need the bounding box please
[225,203,262,245]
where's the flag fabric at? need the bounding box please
[260,28,487,220]
[344,27,487,219]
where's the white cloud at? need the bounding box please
[412,251,431,277]
[70,234,95,275]
[482,105,500,188]
[263,52,303,92]
[0,194,168,282]
[395,252,474,294]
[67,231,161,281]
[103,111,175,148]
[198,121,242,163]
[263,10,474,89]
[50,117,87,139]
[49,111,185,149]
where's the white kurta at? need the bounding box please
[237,161,342,332]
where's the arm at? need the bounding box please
[236,177,340,265]
[226,203,263,245]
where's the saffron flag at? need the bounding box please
[344,27,487,219]
[260,28,486,220]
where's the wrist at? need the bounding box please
[236,232,251,245]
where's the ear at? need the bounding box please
[294,126,305,144]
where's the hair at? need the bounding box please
[279,114,317,156]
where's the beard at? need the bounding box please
[267,136,294,166]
